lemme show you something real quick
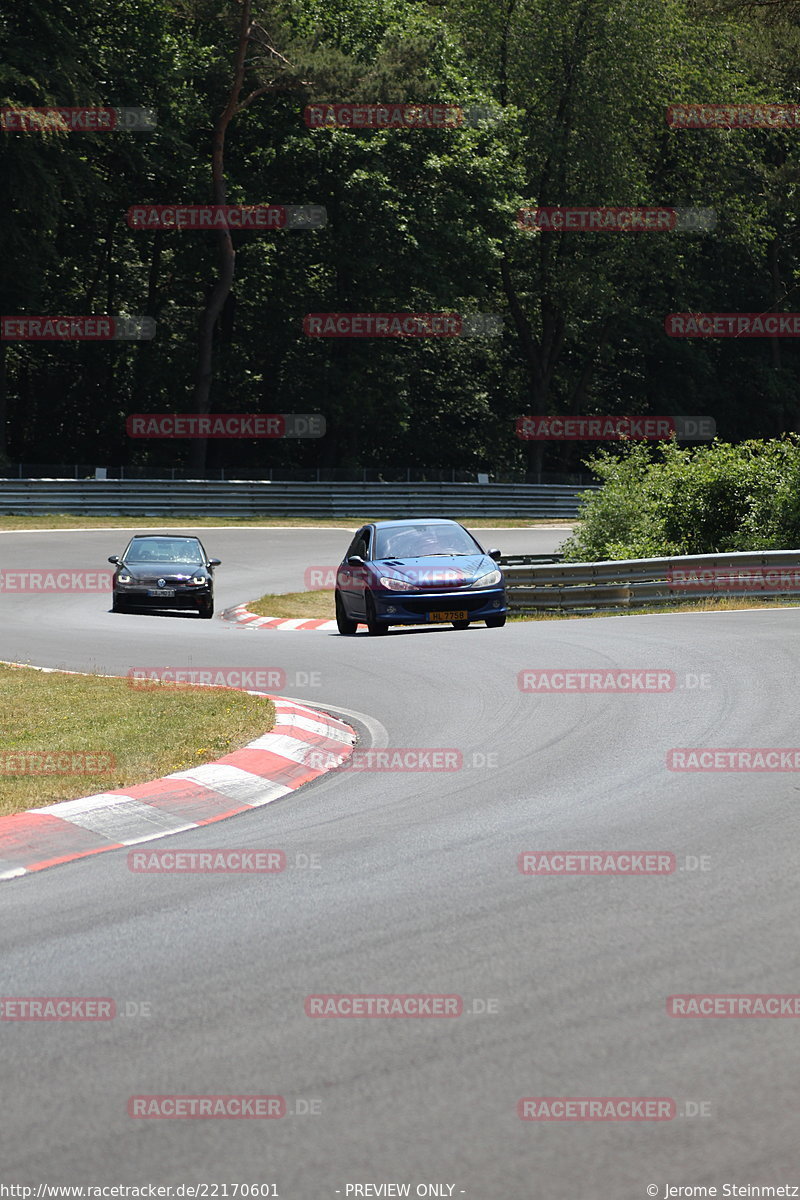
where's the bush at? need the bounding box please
[562,437,800,562]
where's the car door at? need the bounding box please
[338,526,371,619]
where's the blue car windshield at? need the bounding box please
[374,524,480,559]
[125,539,204,564]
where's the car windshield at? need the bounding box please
[374,524,481,559]
[124,538,204,564]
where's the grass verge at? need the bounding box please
[0,663,275,817]
[0,515,574,531]
[244,590,799,623]
[509,596,800,620]
[247,591,336,619]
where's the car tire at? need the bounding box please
[365,594,388,636]
[452,620,470,630]
[112,594,127,613]
[335,591,358,636]
[485,613,506,628]
[199,597,214,620]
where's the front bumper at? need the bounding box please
[369,585,507,625]
[114,585,212,608]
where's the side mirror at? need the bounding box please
[208,558,222,567]
[108,555,120,565]
[347,555,366,566]
[487,548,502,562]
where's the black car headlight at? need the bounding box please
[117,573,133,584]
[378,577,415,592]
[470,569,502,589]
[189,574,207,586]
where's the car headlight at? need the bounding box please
[470,570,502,589]
[117,573,133,584]
[378,576,415,592]
[189,575,207,585]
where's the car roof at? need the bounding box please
[368,519,465,529]
[127,533,202,540]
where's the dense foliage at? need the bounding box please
[2,0,800,475]
[562,436,800,559]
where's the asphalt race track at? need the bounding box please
[2,525,800,1198]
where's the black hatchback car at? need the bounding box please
[108,534,220,618]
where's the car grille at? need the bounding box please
[400,595,492,615]
[135,574,190,585]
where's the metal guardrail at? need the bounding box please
[0,479,593,518]
[502,550,800,613]
[500,554,564,567]
[0,464,598,485]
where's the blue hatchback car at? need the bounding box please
[334,519,507,636]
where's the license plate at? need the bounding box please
[147,588,175,597]
[428,610,468,622]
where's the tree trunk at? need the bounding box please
[131,229,163,414]
[768,234,783,374]
[187,0,253,476]
[0,341,7,459]
[501,254,562,481]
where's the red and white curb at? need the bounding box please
[0,696,356,882]
[223,603,342,632]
